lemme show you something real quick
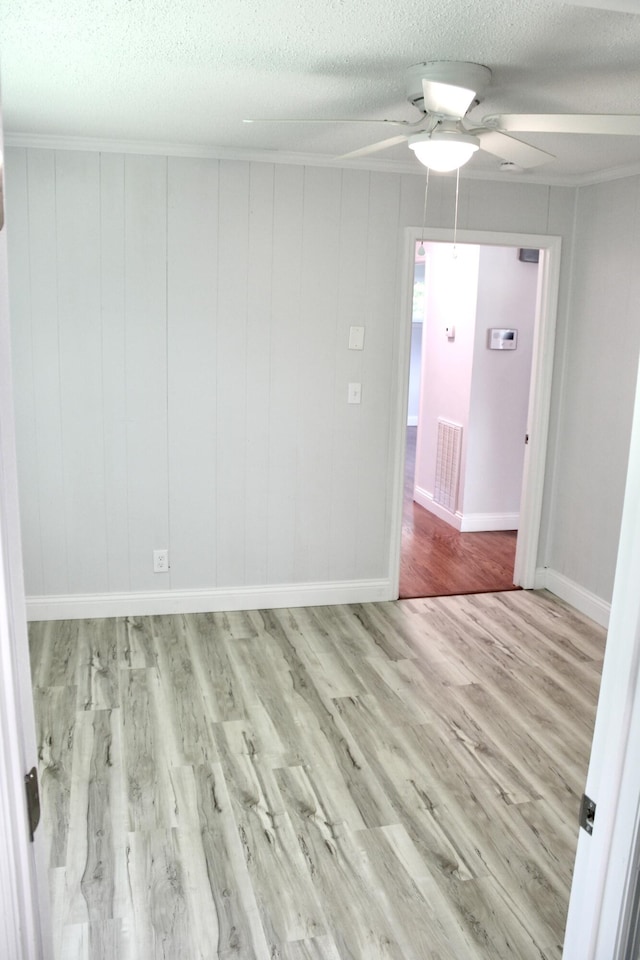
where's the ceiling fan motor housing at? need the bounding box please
[406,61,493,116]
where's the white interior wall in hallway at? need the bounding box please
[407,326,422,426]
[3,148,597,614]
[413,242,536,530]
[407,254,425,425]
[414,242,480,515]
[462,245,538,521]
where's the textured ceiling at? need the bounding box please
[2,0,640,181]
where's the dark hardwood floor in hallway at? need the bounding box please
[400,427,519,599]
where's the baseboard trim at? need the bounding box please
[25,578,392,622]
[413,487,518,532]
[459,512,519,533]
[535,567,611,628]
[413,486,461,530]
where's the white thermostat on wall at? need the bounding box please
[488,328,518,350]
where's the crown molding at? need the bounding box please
[570,158,640,187]
[2,131,424,176]
[5,130,640,188]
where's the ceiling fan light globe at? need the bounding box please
[409,130,480,172]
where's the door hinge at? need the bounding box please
[525,433,529,445]
[24,767,40,842]
[580,792,596,836]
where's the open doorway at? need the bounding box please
[398,235,544,599]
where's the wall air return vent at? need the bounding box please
[434,419,462,513]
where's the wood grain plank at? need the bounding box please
[58,920,125,960]
[356,824,478,959]
[151,614,218,766]
[214,738,327,949]
[275,764,406,960]
[184,612,257,722]
[76,619,119,711]
[126,829,192,959]
[187,762,273,959]
[64,709,128,927]
[117,617,156,670]
[34,684,77,867]
[32,590,604,960]
[277,936,342,960]
[120,668,175,832]
[30,620,79,688]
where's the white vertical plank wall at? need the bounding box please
[244,162,274,588]
[293,166,342,583]
[167,156,219,590]
[266,164,304,586]
[56,151,107,595]
[357,172,402,579]
[4,148,588,618]
[329,169,370,582]
[26,150,69,597]
[4,148,43,597]
[124,155,170,593]
[100,153,130,593]
[216,160,250,588]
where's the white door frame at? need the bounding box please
[0,115,50,957]
[388,226,562,596]
[562,342,640,959]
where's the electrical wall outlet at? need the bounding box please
[153,549,169,573]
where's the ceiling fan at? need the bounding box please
[245,60,640,173]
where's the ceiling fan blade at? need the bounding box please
[484,113,640,135]
[243,117,424,128]
[476,129,555,168]
[340,135,409,159]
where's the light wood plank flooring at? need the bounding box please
[30,590,605,960]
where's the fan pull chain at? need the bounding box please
[452,167,460,258]
[417,169,430,256]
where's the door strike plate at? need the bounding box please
[580,793,596,835]
[24,766,41,842]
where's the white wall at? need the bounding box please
[6,151,404,602]
[541,175,640,604]
[414,242,480,512]
[414,242,536,531]
[407,254,425,425]
[4,147,587,615]
[463,245,537,519]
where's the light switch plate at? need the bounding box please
[348,382,362,404]
[348,326,365,350]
